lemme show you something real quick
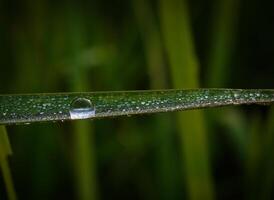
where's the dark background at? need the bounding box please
[0,0,274,199]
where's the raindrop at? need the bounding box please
[69,98,95,120]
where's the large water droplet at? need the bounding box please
[69,98,95,120]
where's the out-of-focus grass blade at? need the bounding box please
[245,107,274,200]
[0,126,17,200]
[0,89,273,125]
[64,2,98,199]
[158,0,214,199]
[0,126,12,157]
[133,0,180,198]
[206,0,239,87]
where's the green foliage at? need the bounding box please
[1,0,274,199]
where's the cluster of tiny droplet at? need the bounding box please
[0,89,273,124]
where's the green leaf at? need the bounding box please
[0,89,273,125]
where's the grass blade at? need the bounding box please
[206,0,239,87]
[133,0,180,198]
[0,89,273,125]
[0,126,17,200]
[64,2,98,199]
[158,0,215,199]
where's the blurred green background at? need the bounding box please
[0,0,274,199]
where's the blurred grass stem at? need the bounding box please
[159,0,215,199]
[0,126,17,200]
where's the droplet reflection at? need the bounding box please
[69,98,95,120]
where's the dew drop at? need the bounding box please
[233,91,240,98]
[69,98,95,120]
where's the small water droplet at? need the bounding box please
[69,98,95,120]
[233,91,240,98]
